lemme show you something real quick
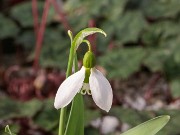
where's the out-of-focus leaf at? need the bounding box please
[64,0,110,32]
[20,99,43,117]
[120,115,170,135]
[85,127,99,135]
[40,27,69,69]
[84,109,101,127]
[142,21,180,46]
[143,0,180,18]
[156,110,180,135]
[161,38,180,79]
[110,107,152,127]
[15,30,35,50]
[104,0,126,21]
[0,97,20,120]
[33,99,59,131]
[143,49,170,72]
[100,47,145,79]
[10,1,55,27]
[0,97,42,120]
[174,51,180,64]
[115,11,147,43]
[170,79,180,98]
[0,14,18,38]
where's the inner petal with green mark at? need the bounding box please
[80,83,91,95]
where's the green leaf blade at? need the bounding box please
[5,125,16,135]
[120,115,170,135]
[73,27,106,50]
[64,94,84,135]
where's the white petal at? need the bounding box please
[89,68,113,112]
[54,67,85,109]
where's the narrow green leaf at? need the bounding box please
[5,125,16,135]
[120,115,170,135]
[64,94,84,135]
[73,27,106,50]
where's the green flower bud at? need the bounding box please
[83,51,96,68]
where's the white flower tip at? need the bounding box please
[105,108,110,113]
[102,103,112,112]
[54,105,59,110]
[104,109,110,113]
[54,100,60,110]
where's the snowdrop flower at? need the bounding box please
[54,51,113,112]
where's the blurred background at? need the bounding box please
[0,0,180,135]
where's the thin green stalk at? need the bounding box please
[74,54,78,71]
[58,42,75,135]
[59,108,66,135]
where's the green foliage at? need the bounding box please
[63,0,180,99]
[0,14,18,38]
[10,2,55,27]
[170,78,180,98]
[100,47,145,79]
[33,99,59,131]
[1,0,179,87]
[84,109,101,127]
[4,125,16,135]
[115,11,147,43]
[40,27,70,69]
[110,107,152,127]
[143,48,170,72]
[85,127,99,135]
[15,30,36,51]
[0,0,180,133]
[0,96,179,135]
[64,94,84,135]
[0,97,42,120]
[143,0,180,18]
[156,110,180,135]
[1,0,178,89]
[120,115,170,135]
[0,97,59,134]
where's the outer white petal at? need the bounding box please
[89,68,113,112]
[54,67,85,109]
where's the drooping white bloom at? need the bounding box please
[54,66,113,112]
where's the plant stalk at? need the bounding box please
[58,42,75,135]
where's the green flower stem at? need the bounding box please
[74,53,78,71]
[58,45,75,135]
[82,40,92,51]
[59,108,66,135]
